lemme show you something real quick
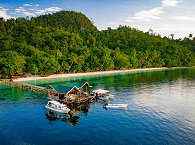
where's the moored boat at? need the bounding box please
[92,89,114,100]
[103,103,128,109]
[45,101,70,114]
[92,89,110,97]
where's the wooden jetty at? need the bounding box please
[0,80,96,106]
[0,79,53,94]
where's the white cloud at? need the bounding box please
[162,0,182,7]
[15,6,36,17]
[0,6,12,19]
[23,3,33,7]
[23,11,36,17]
[15,5,62,17]
[121,0,193,38]
[35,9,45,15]
[126,0,182,22]
[172,16,195,21]
[15,7,26,13]
[35,7,62,15]
[45,7,62,12]
[126,7,163,22]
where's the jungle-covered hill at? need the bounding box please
[0,10,194,78]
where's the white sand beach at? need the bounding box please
[12,67,188,82]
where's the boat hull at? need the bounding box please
[104,104,128,109]
[45,105,70,114]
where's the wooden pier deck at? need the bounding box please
[0,80,55,94]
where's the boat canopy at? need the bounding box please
[93,89,110,94]
[48,100,62,105]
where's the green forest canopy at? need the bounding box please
[0,10,194,78]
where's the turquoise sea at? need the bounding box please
[0,68,195,145]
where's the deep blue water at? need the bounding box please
[0,68,195,145]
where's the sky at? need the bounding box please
[0,0,194,39]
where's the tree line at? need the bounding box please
[0,10,194,78]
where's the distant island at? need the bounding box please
[0,10,194,79]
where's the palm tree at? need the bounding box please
[170,34,174,40]
[148,29,154,35]
[189,34,193,39]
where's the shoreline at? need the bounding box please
[11,67,190,82]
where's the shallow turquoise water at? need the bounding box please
[0,68,195,145]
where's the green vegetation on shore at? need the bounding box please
[0,10,194,78]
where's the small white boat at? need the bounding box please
[92,89,114,100]
[45,101,70,114]
[92,89,110,97]
[103,103,128,109]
